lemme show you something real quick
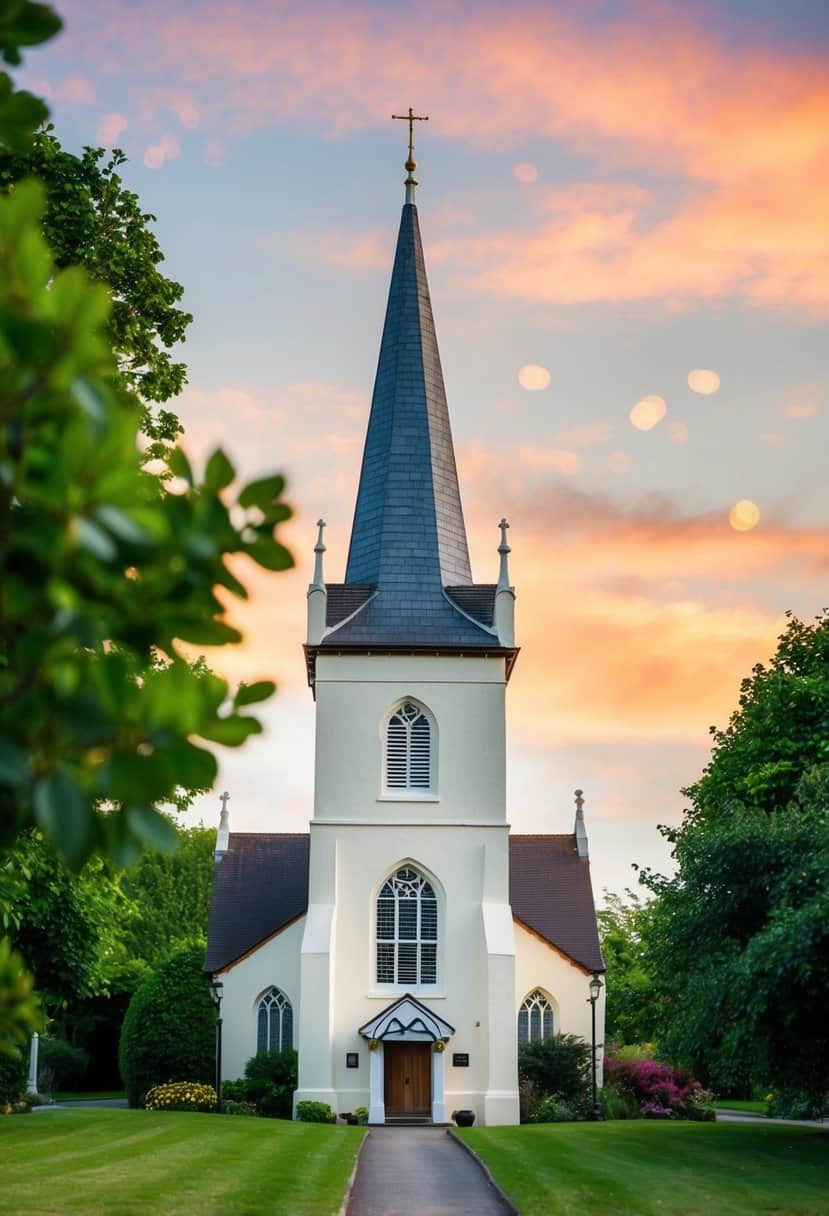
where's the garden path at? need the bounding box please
[346,1127,513,1216]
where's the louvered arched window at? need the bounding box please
[256,987,293,1053]
[518,990,554,1044]
[376,866,438,985]
[385,701,432,792]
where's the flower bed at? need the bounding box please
[145,1082,217,1112]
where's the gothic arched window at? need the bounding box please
[518,990,554,1044]
[256,987,293,1053]
[376,866,438,985]
[385,702,432,792]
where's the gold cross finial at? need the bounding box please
[392,107,429,171]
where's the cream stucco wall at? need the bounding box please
[514,921,605,1083]
[214,916,304,1082]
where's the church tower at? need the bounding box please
[297,132,521,1125]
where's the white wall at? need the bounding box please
[313,654,507,824]
[514,921,605,1082]
[215,917,305,1082]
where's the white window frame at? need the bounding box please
[518,989,555,1044]
[256,986,293,1054]
[381,699,436,797]
[375,865,439,988]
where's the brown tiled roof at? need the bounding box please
[205,831,603,976]
[509,835,605,974]
[325,584,375,628]
[204,834,310,973]
[444,585,497,628]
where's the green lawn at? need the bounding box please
[459,1122,829,1216]
[1,1109,364,1216]
[715,1098,767,1114]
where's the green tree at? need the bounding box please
[0,2,291,1056]
[641,612,829,1109]
[0,129,192,453]
[121,822,216,967]
[119,941,214,1107]
[597,889,658,1047]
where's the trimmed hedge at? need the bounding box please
[38,1038,89,1092]
[118,942,214,1108]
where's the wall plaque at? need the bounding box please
[452,1053,470,1067]
[346,1052,359,1069]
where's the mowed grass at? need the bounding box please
[458,1121,829,1216]
[1,1109,364,1216]
[714,1098,767,1114]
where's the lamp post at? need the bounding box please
[209,979,224,1112]
[588,972,604,1120]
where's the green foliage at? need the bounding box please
[527,1093,579,1123]
[295,1100,335,1123]
[2,830,132,1011]
[0,3,60,152]
[120,823,216,967]
[0,179,293,870]
[640,612,829,1109]
[0,935,41,1055]
[518,1035,592,1108]
[118,943,214,1107]
[0,1042,26,1103]
[37,1036,88,1091]
[242,1048,298,1119]
[0,128,192,446]
[599,1086,638,1119]
[222,1098,255,1116]
[597,889,658,1046]
[145,1080,216,1112]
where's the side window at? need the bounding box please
[518,990,554,1043]
[386,702,432,792]
[256,987,293,1053]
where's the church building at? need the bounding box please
[205,135,605,1126]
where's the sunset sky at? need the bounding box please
[23,0,829,897]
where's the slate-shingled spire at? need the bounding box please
[345,201,472,590]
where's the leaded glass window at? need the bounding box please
[376,867,438,985]
[256,987,293,1053]
[386,702,432,791]
[518,990,554,1043]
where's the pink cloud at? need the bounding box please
[143,133,181,169]
[97,111,127,145]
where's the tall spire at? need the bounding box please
[345,180,473,594]
[392,107,428,204]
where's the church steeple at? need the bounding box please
[345,196,472,591]
[306,138,518,666]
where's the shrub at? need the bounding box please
[604,1053,711,1119]
[118,943,214,1108]
[767,1090,824,1120]
[145,1081,217,1112]
[0,1050,27,1105]
[221,1079,248,1103]
[38,1038,89,1092]
[518,1035,592,1108]
[355,1106,369,1125]
[223,1099,255,1116]
[529,1093,579,1123]
[242,1049,297,1119]
[600,1087,638,1120]
[296,1100,335,1123]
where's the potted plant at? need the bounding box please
[452,1109,476,1127]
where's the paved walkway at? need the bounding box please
[716,1110,826,1129]
[346,1127,512,1216]
[33,1098,128,1111]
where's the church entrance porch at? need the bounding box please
[384,1042,431,1120]
[359,993,455,1125]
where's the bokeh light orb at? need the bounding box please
[513,162,539,184]
[629,395,667,431]
[518,364,551,391]
[728,499,761,532]
[688,369,720,395]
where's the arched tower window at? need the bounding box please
[518,990,554,1044]
[256,987,293,1053]
[385,702,432,792]
[376,866,437,985]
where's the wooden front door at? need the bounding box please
[384,1042,431,1115]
